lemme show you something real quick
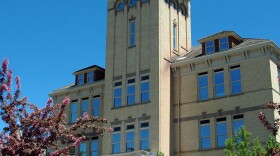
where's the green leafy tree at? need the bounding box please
[224,127,266,156]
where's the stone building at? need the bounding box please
[49,0,280,155]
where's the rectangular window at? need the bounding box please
[140,122,149,150]
[79,142,87,156]
[92,96,100,116]
[129,20,136,47]
[126,125,135,152]
[200,119,211,149]
[87,71,94,83]
[219,37,229,51]
[127,79,135,105]
[230,65,242,94]
[70,101,78,123]
[91,139,98,156]
[114,82,122,108]
[78,74,84,85]
[112,127,121,154]
[216,117,227,147]
[233,114,244,134]
[214,69,225,97]
[81,98,89,117]
[141,75,150,103]
[198,73,208,100]
[173,24,177,49]
[205,41,215,53]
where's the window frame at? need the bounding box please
[113,81,122,108]
[127,78,136,105]
[92,96,101,116]
[219,37,229,51]
[216,117,227,147]
[112,127,121,154]
[139,121,150,150]
[214,69,225,97]
[199,119,211,150]
[198,72,209,101]
[230,65,242,95]
[140,75,150,103]
[205,40,215,54]
[125,124,135,152]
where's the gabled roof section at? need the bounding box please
[73,65,105,75]
[198,31,243,43]
[173,38,270,63]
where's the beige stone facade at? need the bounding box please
[49,0,280,156]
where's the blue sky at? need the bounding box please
[0,0,279,131]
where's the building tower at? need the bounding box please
[103,0,191,155]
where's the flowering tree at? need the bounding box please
[0,58,113,156]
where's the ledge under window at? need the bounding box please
[128,45,136,49]
[112,101,150,110]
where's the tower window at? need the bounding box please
[171,1,177,9]
[173,23,177,50]
[129,0,137,7]
[116,1,125,12]
[179,7,186,16]
[141,0,149,3]
[129,20,136,47]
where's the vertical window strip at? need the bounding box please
[173,24,177,49]
[92,96,100,116]
[200,120,211,149]
[230,67,242,94]
[79,142,87,156]
[114,82,122,108]
[91,139,98,156]
[141,75,150,103]
[198,74,208,100]
[70,102,78,123]
[216,117,227,147]
[214,70,225,97]
[140,122,149,150]
[127,79,136,105]
[126,125,135,152]
[129,20,136,47]
[112,127,121,154]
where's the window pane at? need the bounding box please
[126,131,134,141]
[230,69,241,81]
[112,144,120,153]
[71,103,77,112]
[78,74,84,85]
[81,100,88,113]
[140,140,149,150]
[114,88,122,97]
[127,95,135,105]
[127,85,135,94]
[141,82,149,91]
[126,142,134,152]
[93,97,100,116]
[71,113,77,123]
[220,37,228,43]
[141,92,150,102]
[91,152,98,156]
[231,81,242,94]
[233,120,244,133]
[91,141,98,151]
[200,125,210,137]
[114,97,122,107]
[217,135,227,147]
[199,76,208,87]
[214,72,224,84]
[206,41,214,47]
[140,129,149,139]
[88,71,94,83]
[220,43,229,51]
[79,143,86,155]
[217,123,227,135]
[200,138,211,149]
[112,133,121,143]
[215,85,225,97]
[199,87,208,100]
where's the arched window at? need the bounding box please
[171,1,177,9]
[179,7,185,16]
[129,0,137,7]
[164,0,169,4]
[116,1,125,12]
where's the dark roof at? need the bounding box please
[173,38,269,63]
[198,31,242,43]
[73,65,105,74]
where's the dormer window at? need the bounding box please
[87,71,94,83]
[205,41,215,54]
[219,37,229,51]
[78,74,84,85]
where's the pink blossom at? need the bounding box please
[73,136,86,147]
[1,84,9,92]
[2,58,8,74]
[62,96,70,106]
[15,76,21,89]
[83,112,89,119]
[108,127,114,133]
